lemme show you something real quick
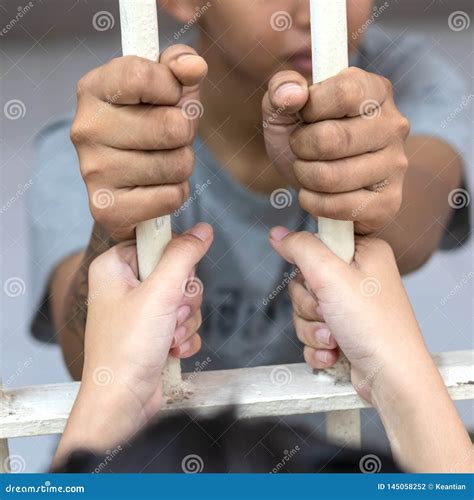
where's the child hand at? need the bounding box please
[270,227,425,402]
[71,45,208,239]
[263,68,410,235]
[81,223,213,422]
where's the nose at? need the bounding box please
[293,0,311,29]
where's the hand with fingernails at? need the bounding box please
[72,45,208,240]
[269,227,423,402]
[82,223,213,427]
[263,67,411,235]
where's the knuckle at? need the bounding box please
[76,71,95,98]
[298,189,315,216]
[293,160,311,186]
[381,76,393,95]
[319,121,350,157]
[70,119,92,146]
[397,115,411,137]
[81,160,102,182]
[175,146,195,180]
[166,184,187,211]
[315,161,336,192]
[126,56,155,93]
[336,71,365,109]
[390,187,403,214]
[396,152,409,173]
[382,187,402,217]
[89,203,110,226]
[161,108,192,147]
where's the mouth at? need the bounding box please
[287,49,313,75]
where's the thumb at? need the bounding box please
[269,227,352,292]
[263,71,308,185]
[160,44,208,134]
[143,223,213,299]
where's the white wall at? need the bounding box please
[1,0,472,472]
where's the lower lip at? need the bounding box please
[289,55,313,75]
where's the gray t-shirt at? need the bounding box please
[29,28,471,371]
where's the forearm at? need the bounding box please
[51,223,118,380]
[52,374,153,470]
[373,348,473,472]
[379,136,463,274]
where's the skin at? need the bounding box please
[53,233,473,473]
[51,0,463,377]
[53,223,214,470]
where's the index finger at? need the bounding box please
[78,55,182,105]
[301,67,390,123]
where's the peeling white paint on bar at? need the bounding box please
[1,351,472,441]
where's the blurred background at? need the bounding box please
[1,0,473,472]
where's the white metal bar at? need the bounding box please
[310,0,358,444]
[310,0,354,263]
[1,351,472,440]
[118,0,180,394]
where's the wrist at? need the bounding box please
[370,335,436,405]
[74,373,155,449]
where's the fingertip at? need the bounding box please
[163,46,208,86]
[314,348,339,368]
[186,222,213,243]
[269,72,308,110]
[304,346,339,369]
[270,226,291,242]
